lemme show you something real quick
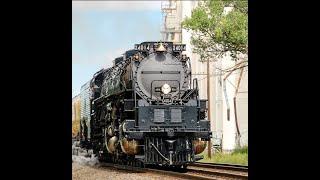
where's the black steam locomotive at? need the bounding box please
[79,41,211,168]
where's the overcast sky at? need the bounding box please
[72,1,162,97]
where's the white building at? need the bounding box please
[161,0,248,152]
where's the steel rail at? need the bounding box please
[192,162,248,172]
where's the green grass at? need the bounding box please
[198,146,248,165]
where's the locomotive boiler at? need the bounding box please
[79,41,211,168]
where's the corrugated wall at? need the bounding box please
[80,81,92,139]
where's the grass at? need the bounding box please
[198,146,248,165]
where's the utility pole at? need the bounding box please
[207,58,212,159]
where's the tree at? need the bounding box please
[182,0,248,64]
[182,0,248,147]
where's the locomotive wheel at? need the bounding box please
[180,164,188,172]
[174,165,188,172]
[177,164,187,173]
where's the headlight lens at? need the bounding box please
[161,83,171,94]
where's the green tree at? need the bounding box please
[182,0,248,147]
[182,0,248,63]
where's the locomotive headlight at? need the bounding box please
[161,83,171,94]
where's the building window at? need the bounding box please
[170,33,175,41]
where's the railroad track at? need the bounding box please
[73,144,248,179]
[98,161,248,179]
[193,162,248,171]
[187,162,248,179]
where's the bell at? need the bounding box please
[156,42,166,52]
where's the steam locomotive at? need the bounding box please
[79,41,211,168]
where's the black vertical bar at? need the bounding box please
[152,137,154,163]
[156,138,159,162]
[146,137,148,163]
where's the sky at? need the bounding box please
[72,1,162,97]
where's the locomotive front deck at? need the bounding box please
[122,98,210,139]
[122,100,211,166]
